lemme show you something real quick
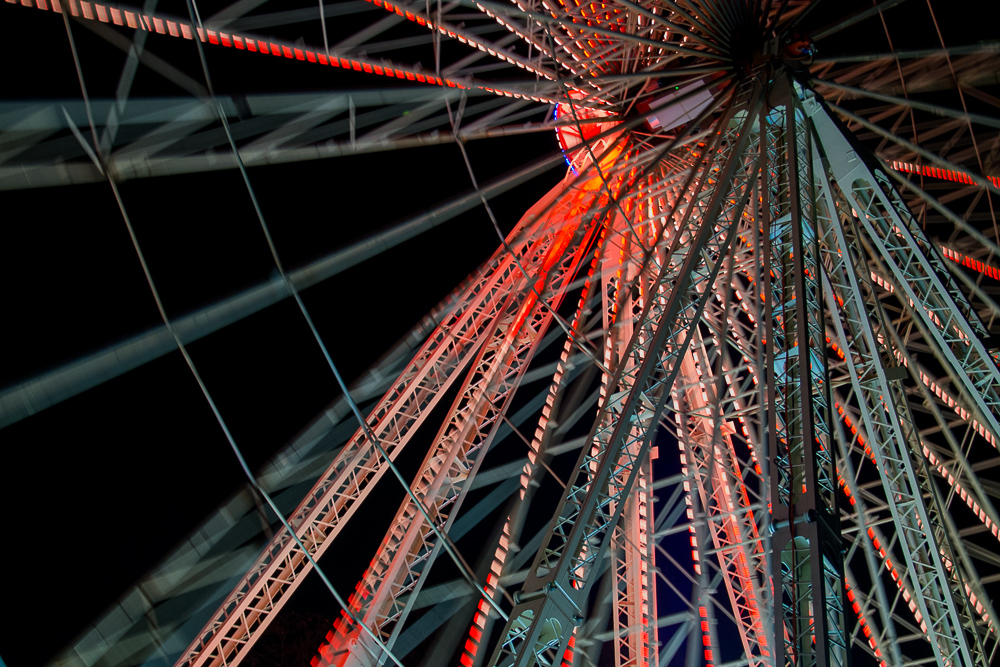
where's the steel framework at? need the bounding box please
[3,2,1000,667]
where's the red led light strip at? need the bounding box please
[921,442,1000,543]
[313,159,631,667]
[892,348,999,450]
[866,269,1000,448]
[832,441,929,636]
[891,160,1000,190]
[690,294,770,657]
[825,274,1000,539]
[734,244,1000,644]
[455,175,628,667]
[10,0,458,84]
[835,403,997,637]
[698,606,715,667]
[940,245,1000,282]
[868,268,969,342]
[843,578,889,667]
[682,190,998,657]
[6,0,567,104]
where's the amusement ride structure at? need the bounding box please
[2,1,1000,667]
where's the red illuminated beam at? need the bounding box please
[4,0,569,104]
[891,159,1000,189]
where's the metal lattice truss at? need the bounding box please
[5,2,1000,667]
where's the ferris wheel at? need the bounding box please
[2,1,1000,667]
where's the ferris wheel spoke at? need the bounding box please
[17,0,522,100]
[211,2,367,35]
[485,86,761,667]
[827,336,971,665]
[92,5,160,154]
[813,79,1000,132]
[327,184,607,665]
[838,498,915,663]
[201,147,637,666]
[472,0,730,63]
[385,165,626,667]
[363,0,560,81]
[456,97,537,134]
[810,103,1000,447]
[684,0,735,40]
[878,328,1000,591]
[0,87,570,189]
[817,145,994,666]
[816,50,1000,99]
[673,335,772,667]
[581,64,732,88]
[830,270,1000,536]
[832,404,908,666]
[609,0,721,52]
[0,148,568,430]
[176,196,580,667]
[452,197,637,667]
[659,0,729,46]
[887,169,1000,286]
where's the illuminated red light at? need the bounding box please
[19,0,485,128]
[892,160,1000,188]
